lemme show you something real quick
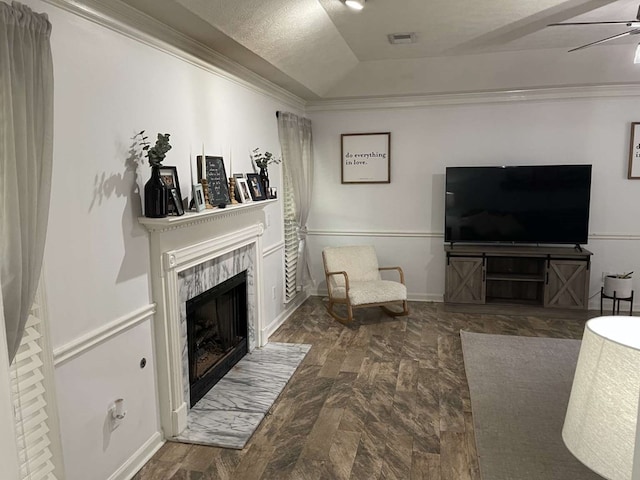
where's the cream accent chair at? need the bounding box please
[322,245,409,323]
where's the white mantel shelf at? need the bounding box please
[139,199,277,232]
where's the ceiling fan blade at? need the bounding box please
[549,20,640,26]
[568,29,638,52]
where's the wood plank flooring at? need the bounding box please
[133,297,598,480]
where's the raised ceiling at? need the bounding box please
[106,0,640,101]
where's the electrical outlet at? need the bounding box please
[272,286,276,300]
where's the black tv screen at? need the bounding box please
[445,165,592,245]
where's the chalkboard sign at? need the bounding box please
[197,155,230,205]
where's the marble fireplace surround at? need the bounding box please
[140,202,274,438]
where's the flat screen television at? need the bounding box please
[445,165,592,245]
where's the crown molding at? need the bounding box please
[306,84,640,112]
[43,0,306,111]
[41,0,640,113]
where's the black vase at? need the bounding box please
[259,167,270,198]
[145,165,168,218]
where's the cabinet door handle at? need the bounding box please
[482,270,486,282]
[545,272,549,285]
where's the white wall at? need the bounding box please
[11,2,640,478]
[20,1,299,478]
[308,97,640,308]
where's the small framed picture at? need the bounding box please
[168,188,184,216]
[236,178,253,203]
[192,184,206,212]
[159,166,183,214]
[246,173,267,201]
[629,122,640,179]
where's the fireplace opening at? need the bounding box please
[186,270,247,406]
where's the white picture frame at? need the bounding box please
[192,184,206,212]
[629,122,640,179]
[341,132,391,184]
[236,178,253,203]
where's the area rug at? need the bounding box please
[172,342,311,449]
[460,331,603,480]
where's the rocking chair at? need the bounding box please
[322,245,409,323]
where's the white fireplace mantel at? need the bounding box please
[139,200,275,437]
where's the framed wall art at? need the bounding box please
[197,155,230,205]
[629,122,640,179]
[341,132,391,184]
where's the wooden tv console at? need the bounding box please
[444,245,592,309]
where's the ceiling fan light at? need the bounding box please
[634,43,640,64]
[345,0,365,10]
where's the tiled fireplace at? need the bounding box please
[185,269,248,406]
[139,203,272,437]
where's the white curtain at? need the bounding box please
[277,112,314,287]
[0,1,53,362]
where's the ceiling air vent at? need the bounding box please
[387,32,416,45]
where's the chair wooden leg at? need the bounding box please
[380,300,409,318]
[326,299,353,324]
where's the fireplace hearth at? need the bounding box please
[186,271,247,406]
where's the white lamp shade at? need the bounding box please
[563,316,640,480]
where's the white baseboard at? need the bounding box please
[264,290,311,339]
[108,431,164,480]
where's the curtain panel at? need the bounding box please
[0,1,53,361]
[277,112,314,290]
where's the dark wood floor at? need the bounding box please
[133,297,598,480]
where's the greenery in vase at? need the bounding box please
[611,272,633,279]
[133,130,172,166]
[251,147,281,172]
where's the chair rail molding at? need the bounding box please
[308,229,444,238]
[53,303,155,366]
[309,229,640,241]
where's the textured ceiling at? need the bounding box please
[115,0,640,101]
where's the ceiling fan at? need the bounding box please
[548,5,640,52]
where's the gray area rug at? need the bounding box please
[460,331,603,480]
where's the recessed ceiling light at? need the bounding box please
[345,0,365,11]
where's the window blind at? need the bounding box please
[283,168,299,302]
[10,293,58,480]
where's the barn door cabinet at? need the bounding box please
[444,245,592,309]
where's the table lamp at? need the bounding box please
[563,316,640,479]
